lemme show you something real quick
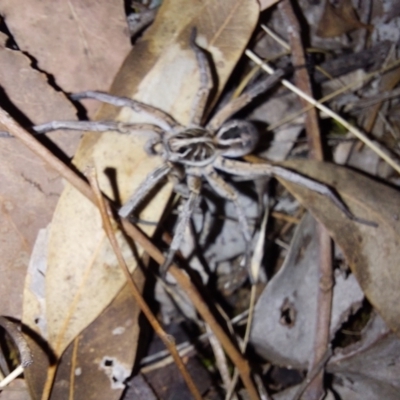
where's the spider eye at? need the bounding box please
[216,120,259,157]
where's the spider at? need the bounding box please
[34,29,373,282]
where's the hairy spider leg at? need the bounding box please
[188,28,213,126]
[34,120,165,136]
[34,89,181,136]
[207,69,285,131]
[202,166,256,283]
[119,163,172,218]
[160,175,202,275]
[71,91,178,131]
[214,158,378,227]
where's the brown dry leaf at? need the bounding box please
[0,32,80,319]
[0,0,130,320]
[0,0,131,117]
[50,278,143,400]
[328,312,400,399]
[275,159,400,336]
[316,0,371,38]
[23,0,259,388]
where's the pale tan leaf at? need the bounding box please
[276,159,400,336]
[44,131,169,358]
[40,0,260,361]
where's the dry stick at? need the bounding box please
[292,347,333,400]
[86,168,202,400]
[279,1,333,400]
[226,208,271,400]
[0,317,33,389]
[0,108,259,400]
[69,336,80,400]
[120,221,258,400]
[205,324,236,398]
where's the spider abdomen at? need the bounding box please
[216,120,259,158]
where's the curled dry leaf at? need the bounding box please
[23,0,259,384]
[275,159,400,336]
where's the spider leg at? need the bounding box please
[119,163,172,218]
[214,158,377,227]
[160,175,201,276]
[33,120,164,135]
[71,91,179,131]
[202,166,256,283]
[207,69,284,131]
[189,28,213,126]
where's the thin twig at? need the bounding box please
[0,106,260,400]
[206,324,236,397]
[0,317,32,389]
[0,365,24,389]
[86,168,202,400]
[279,2,333,399]
[292,347,333,400]
[226,208,270,400]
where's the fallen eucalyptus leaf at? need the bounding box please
[48,278,143,400]
[269,313,400,399]
[250,212,364,369]
[328,312,400,400]
[0,32,80,320]
[276,159,400,336]
[0,0,131,117]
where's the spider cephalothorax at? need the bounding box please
[155,120,259,167]
[34,28,373,282]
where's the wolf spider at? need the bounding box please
[35,29,372,282]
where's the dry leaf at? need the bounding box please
[0,0,131,320]
[23,228,144,400]
[0,32,79,319]
[0,0,131,117]
[250,212,364,369]
[49,280,143,400]
[328,312,400,399]
[276,159,400,336]
[316,0,371,38]
[21,0,259,392]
